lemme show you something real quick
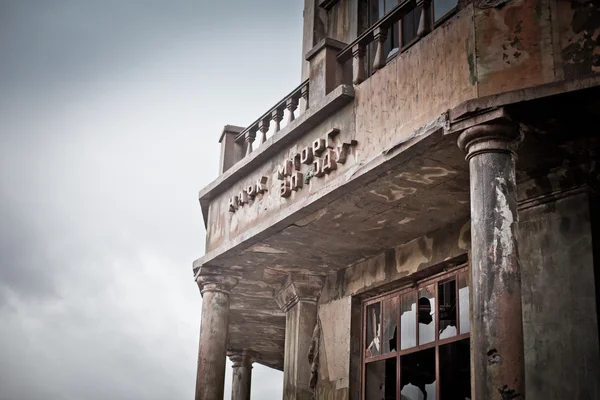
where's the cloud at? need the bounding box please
[0,0,299,398]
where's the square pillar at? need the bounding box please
[275,275,324,400]
[219,125,245,174]
[304,38,350,109]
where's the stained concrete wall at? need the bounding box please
[206,102,356,252]
[519,189,600,400]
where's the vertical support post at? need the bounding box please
[258,119,270,145]
[301,84,309,111]
[275,275,324,400]
[272,108,284,133]
[458,121,526,400]
[352,44,366,85]
[245,127,257,156]
[195,273,239,400]
[228,350,256,400]
[417,0,432,38]
[373,27,388,72]
[286,97,299,123]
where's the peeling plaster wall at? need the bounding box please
[519,189,600,400]
[319,218,470,304]
[556,0,600,80]
[354,6,478,159]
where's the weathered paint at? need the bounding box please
[459,123,525,400]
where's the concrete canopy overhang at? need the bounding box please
[194,77,600,370]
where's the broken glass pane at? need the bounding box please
[400,347,436,400]
[418,285,436,345]
[401,291,417,350]
[439,279,457,340]
[366,302,381,358]
[365,358,397,400]
[440,339,471,400]
[382,297,399,354]
[458,272,470,334]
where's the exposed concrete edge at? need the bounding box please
[305,38,347,61]
[448,75,600,125]
[197,84,355,226]
[193,114,449,277]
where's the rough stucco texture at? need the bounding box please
[519,190,600,400]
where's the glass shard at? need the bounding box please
[366,302,382,358]
[439,279,457,340]
[400,347,436,400]
[418,285,436,345]
[382,297,399,354]
[401,291,417,350]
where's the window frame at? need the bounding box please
[363,0,459,73]
[360,264,470,400]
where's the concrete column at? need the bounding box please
[458,122,526,400]
[228,350,256,400]
[275,275,323,400]
[195,273,238,400]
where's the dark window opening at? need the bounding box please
[439,339,471,400]
[365,358,397,400]
[401,347,436,400]
[401,7,421,47]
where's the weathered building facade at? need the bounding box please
[193,0,600,399]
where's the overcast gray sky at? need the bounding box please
[0,1,302,398]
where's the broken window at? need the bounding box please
[366,302,381,358]
[362,265,470,399]
[458,272,470,334]
[439,279,457,339]
[418,285,436,345]
[401,291,417,350]
[382,296,399,354]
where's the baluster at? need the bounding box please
[258,119,270,145]
[286,97,299,123]
[272,108,284,133]
[245,126,257,156]
[352,44,366,85]
[417,0,432,38]
[301,84,309,110]
[373,27,388,72]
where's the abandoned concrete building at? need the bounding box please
[192,0,600,399]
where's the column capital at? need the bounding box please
[274,274,323,312]
[196,270,238,296]
[457,121,523,161]
[227,349,259,368]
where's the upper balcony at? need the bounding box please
[195,0,600,369]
